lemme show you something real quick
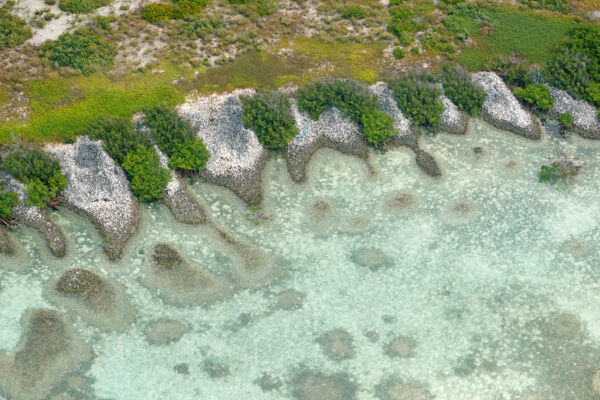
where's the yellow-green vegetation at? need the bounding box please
[457,6,578,70]
[0,63,186,143]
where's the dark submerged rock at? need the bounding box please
[415,149,441,177]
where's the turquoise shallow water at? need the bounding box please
[1,119,600,400]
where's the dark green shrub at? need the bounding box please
[0,6,32,50]
[388,77,444,128]
[2,149,67,208]
[544,26,600,106]
[361,109,396,146]
[441,65,486,116]
[538,157,581,183]
[143,105,210,172]
[297,79,394,147]
[0,190,19,220]
[122,146,170,202]
[39,30,116,76]
[392,47,405,60]
[342,5,366,19]
[387,5,423,39]
[485,56,534,88]
[89,117,151,165]
[514,83,555,111]
[240,91,298,150]
[58,0,109,13]
[559,110,574,133]
[522,0,569,12]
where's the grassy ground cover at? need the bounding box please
[457,6,578,70]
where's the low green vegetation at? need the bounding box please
[1,149,67,208]
[392,47,405,59]
[484,56,534,89]
[538,157,581,182]
[297,79,395,147]
[0,188,19,221]
[142,0,208,22]
[143,105,210,171]
[440,65,486,116]
[240,91,298,150]
[387,76,444,128]
[544,25,600,106]
[39,28,117,76]
[228,0,276,16]
[58,0,110,13]
[89,116,169,202]
[0,4,32,49]
[442,2,488,43]
[514,83,555,111]
[122,146,170,202]
[387,2,423,45]
[457,6,577,70]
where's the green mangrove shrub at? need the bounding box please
[0,5,31,50]
[538,157,581,183]
[89,117,168,202]
[514,83,555,111]
[544,26,600,106]
[441,65,486,116]
[297,79,396,147]
[143,105,210,172]
[240,91,298,150]
[2,149,67,208]
[122,146,170,202]
[39,29,116,75]
[89,116,151,165]
[388,77,444,128]
[0,188,19,221]
[559,110,574,134]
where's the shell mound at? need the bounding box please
[439,94,469,135]
[154,145,206,224]
[46,137,139,260]
[286,100,367,183]
[0,308,91,400]
[177,90,268,206]
[472,72,541,139]
[0,172,66,258]
[45,268,135,331]
[548,86,600,139]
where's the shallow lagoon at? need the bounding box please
[2,119,600,400]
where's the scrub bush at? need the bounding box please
[240,91,298,150]
[122,146,170,202]
[387,77,444,128]
[442,2,488,41]
[514,83,555,111]
[559,110,574,134]
[342,5,366,19]
[58,0,109,13]
[39,29,116,76]
[2,149,67,208]
[484,56,534,88]
[143,105,210,172]
[297,79,395,147]
[142,3,175,22]
[392,47,405,59]
[387,5,423,39]
[0,6,31,49]
[441,65,486,116]
[89,116,151,165]
[522,0,569,12]
[538,157,581,183]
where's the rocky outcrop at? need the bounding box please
[439,94,468,135]
[46,137,139,261]
[285,100,367,182]
[177,90,268,206]
[369,82,419,147]
[472,72,541,139]
[0,172,66,258]
[0,227,13,255]
[154,146,206,224]
[547,87,600,139]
